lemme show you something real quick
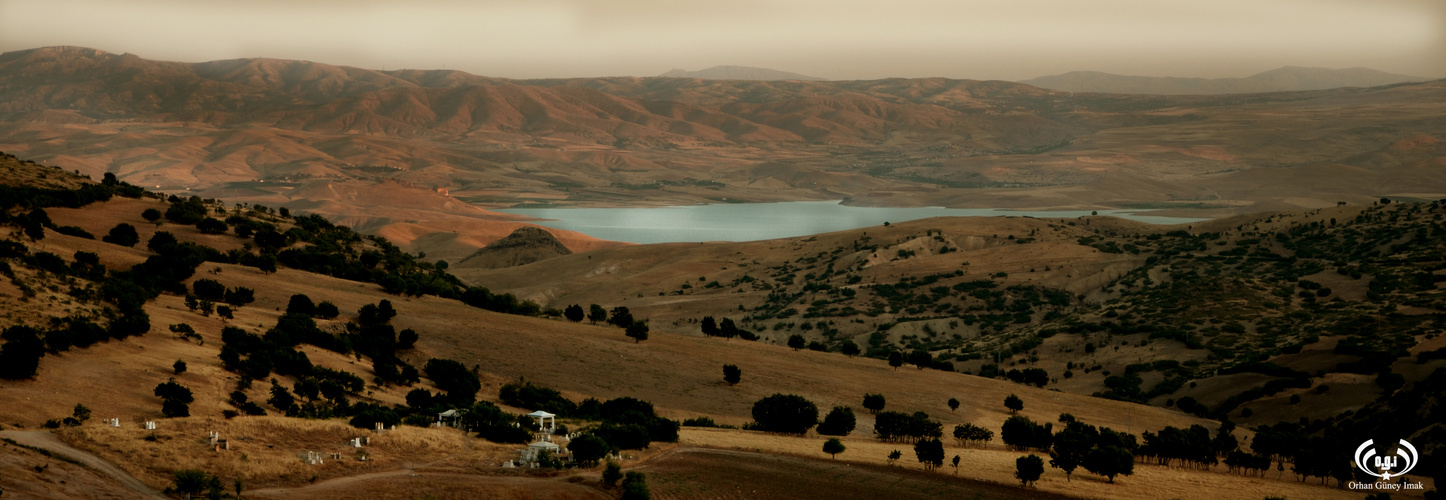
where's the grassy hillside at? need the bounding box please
[0,153,1437,499]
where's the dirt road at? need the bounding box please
[0,430,167,499]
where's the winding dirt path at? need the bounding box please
[0,430,167,499]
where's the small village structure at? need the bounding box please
[507,410,573,468]
[437,409,464,428]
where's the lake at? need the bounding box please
[496,201,1209,244]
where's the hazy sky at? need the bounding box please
[1,0,1442,81]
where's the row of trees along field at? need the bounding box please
[726,390,1441,490]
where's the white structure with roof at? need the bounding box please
[520,440,561,466]
[438,409,464,428]
[526,410,556,434]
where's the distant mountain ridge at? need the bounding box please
[659,65,826,81]
[1021,66,1431,95]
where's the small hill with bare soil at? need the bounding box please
[457,226,572,269]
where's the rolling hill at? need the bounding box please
[2,154,1435,499]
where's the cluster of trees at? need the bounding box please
[816,407,856,436]
[497,380,681,452]
[1004,368,1049,387]
[569,304,653,343]
[1047,416,1137,483]
[1001,415,1054,451]
[874,411,944,442]
[1138,423,1237,469]
[154,378,195,417]
[750,394,819,434]
[0,313,150,380]
[952,423,994,447]
[169,469,239,500]
[862,393,886,414]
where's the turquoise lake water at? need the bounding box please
[496,201,1209,244]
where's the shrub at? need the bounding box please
[102,223,139,247]
[817,406,856,436]
[750,394,819,434]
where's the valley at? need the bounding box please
[0,44,1443,500]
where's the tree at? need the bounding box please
[722,364,741,386]
[626,322,650,343]
[196,217,228,234]
[718,318,739,340]
[887,449,902,465]
[700,316,718,336]
[1001,416,1052,451]
[862,393,886,414]
[102,223,140,247]
[268,380,296,414]
[286,294,316,316]
[142,208,162,224]
[787,334,805,350]
[172,469,211,499]
[1022,368,1049,387]
[192,279,226,301]
[621,472,650,500]
[750,393,819,434]
[947,398,960,412]
[1016,454,1044,486]
[569,434,613,467]
[840,340,860,357]
[397,329,419,349]
[148,231,178,252]
[914,438,945,471]
[952,455,961,474]
[1083,445,1134,483]
[173,360,187,375]
[154,379,194,418]
[1050,421,1097,481]
[888,351,904,370]
[908,349,932,369]
[423,358,481,404]
[0,326,45,379]
[817,406,856,436]
[1004,394,1024,414]
[314,301,340,319]
[564,304,585,322]
[588,304,607,323]
[602,460,623,487]
[73,404,92,423]
[609,306,634,328]
[823,438,846,459]
[224,287,255,306]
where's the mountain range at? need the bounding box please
[0,46,1444,261]
[659,65,827,81]
[1021,66,1430,95]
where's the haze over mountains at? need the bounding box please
[1021,66,1431,95]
